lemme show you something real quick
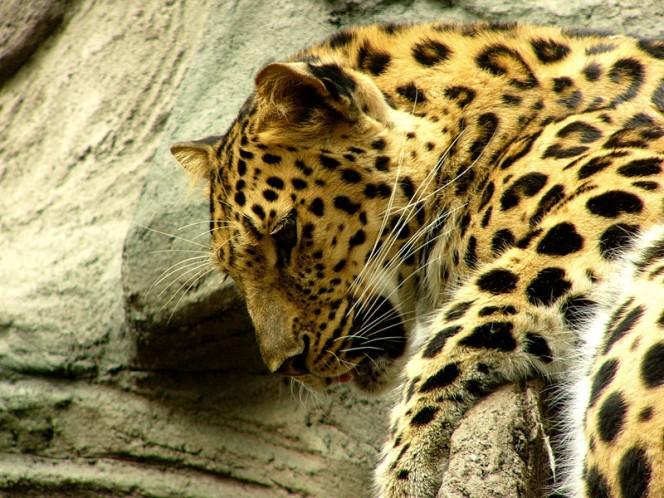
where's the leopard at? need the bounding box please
[170,21,664,497]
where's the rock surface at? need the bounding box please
[0,1,661,497]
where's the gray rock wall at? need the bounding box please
[1,1,661,496]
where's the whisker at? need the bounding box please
[140,225,210,249]
[157,261,212,299]
[150,255,212,292]
[165,266,216,324]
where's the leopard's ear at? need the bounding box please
[254,61,362,136]
[170,136,221,179]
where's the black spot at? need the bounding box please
[529,184,565,226]
[557,120,603,143]
[480,181,495,207]
[477,268,518,294]
[582,62,602,81]
[608,58,644,106]
[400,177,415,199]
[262,153,281,164]
[320,154,340,170]
[641,342,664,388]
[380,22,408,35]
[639,38,664,59]
[597,391,627,443]
[604,128,648,149]
[531,38,571,63]
[328,30,355,48]
[419,363,460,393]
[526,267,571,306]
[239,148,254,160]
[444,85,476,108]
[412,38,451,66]
[349,230,366,247]
[524,333,553,363]
[552,76,573,93]
[308,63,357,101]
[332,259,346,272]
[557,89,583,109]
[585,466,611,498]
[604,305,645,354]
[237,160,247,176]
[309,198,324,217]
[251,204,265,220]
[589,359,619,407]
[586,190,643,218]
[561,294,596,330]
[410,406,438,426]
[396,83,427,103]
[543,143,589,159]
[481,206,493,228]
[262,189,278,201]
[340,168,362,183]
[464,236,478,269]
[491,228,515,256]
[633,181,659,191]
[536,222,583,256]
[375,156,390,171]
[396,469,409,480]
[234,191,246,206]
[618,158,662,177]
[422,326,462,358]
[371,138,386,150]
[469,113,499,161]
[333,196,360,215]
[478,305,517,317]
[499,130,543,171]
[445,301,474,322]
[476,44,538,89]
[294,159,313,176]
[460,321,517,351]
[639,406,654,421]
[357,43,392,76]
[500,172,548,210]
[599,223,640,260]
[578,155,613,179]
[619,447,652,498]
[501,93,522,105]
[453,164,476,196]
[516,228,543,249]
[266,176,284,189]
[364,182,391,199]
[636,238,664,272]
[291,178,307,190]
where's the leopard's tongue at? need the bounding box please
[332,372,353,384]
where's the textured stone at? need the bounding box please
[0,0,65,84]
[0,0,661,496]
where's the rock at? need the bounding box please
[0,0,65,85]
[439,383,550,498]
[0,0,661,496]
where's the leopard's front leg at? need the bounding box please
[376,253,588,497]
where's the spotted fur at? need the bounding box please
[171,22,664,497]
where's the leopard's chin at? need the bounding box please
[351,353,405,394]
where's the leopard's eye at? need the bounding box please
[272,210,297,266]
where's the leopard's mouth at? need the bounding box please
[339,296,409,392]
[285,296,408,392]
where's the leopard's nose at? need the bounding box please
[276,351,310,376]
[275,336,310,376]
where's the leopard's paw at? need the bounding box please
[375,430,448,498]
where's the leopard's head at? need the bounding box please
[171,57,444,392]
